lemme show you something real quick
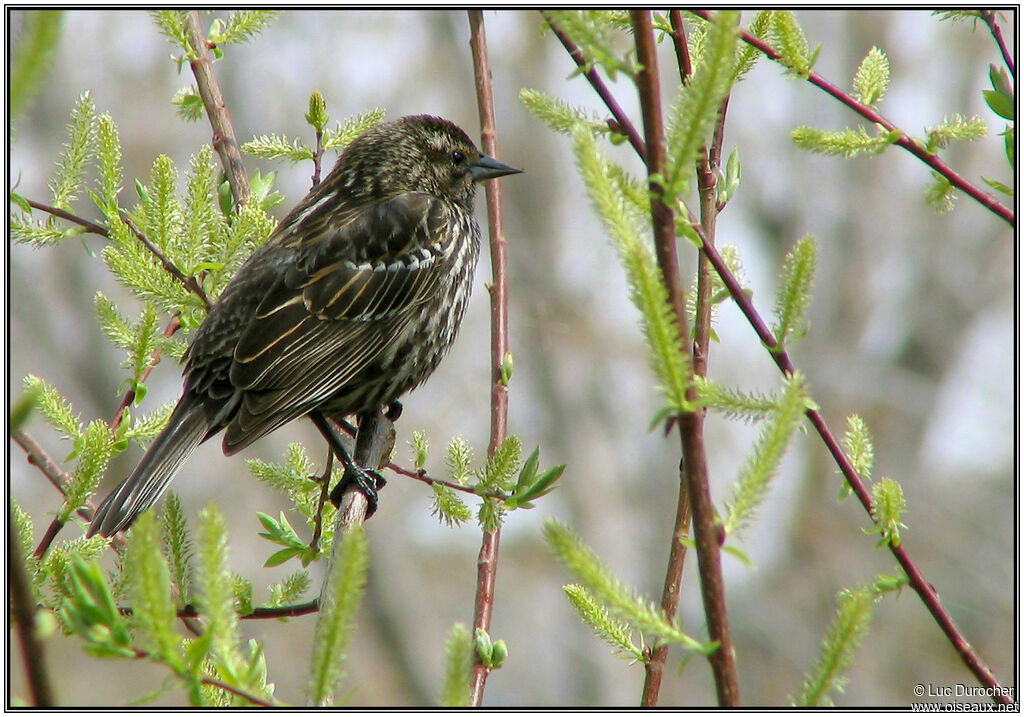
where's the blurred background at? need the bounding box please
[9,9,1015,707]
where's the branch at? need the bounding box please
[981,10,1014,75]
[184,11,250,207]
[695,230,1012,705]
[118,212,212,310]
[110,314,183,432]
[689,10,1014,227]
[467,10,516,706]
[9,509,55,706]
[540,11,647,162]
[25,198,108,236]
[631,11,739,706]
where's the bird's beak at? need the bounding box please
[470,154,523,181]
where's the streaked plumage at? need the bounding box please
[89,115,520,536]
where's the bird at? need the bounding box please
[88,114,521,537]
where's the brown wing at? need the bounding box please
[218,192,456,450]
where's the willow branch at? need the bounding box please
[688,9,1013,226]
[540,11,647,162]
[468,10,515,706]
[184,11,249,207]
[981,10,1014,75]
[25,198,108,236]
[631,11,739,706]
[10,510,55,706]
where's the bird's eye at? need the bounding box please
[451,150,465,165]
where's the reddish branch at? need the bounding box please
[467,10,516,706]
[540,11,647,162]
[980,10,1014,76]
[688,10,1014,227]
[631,11,740,706]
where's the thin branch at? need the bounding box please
[631,11,739,706]
[541,11,647,162]
[119,599,320,620]
[10,510,55,706]
[184,11,250,208]
[467,10,516,706]
[689,10,1014,226]
[118,211,212,310]
[981,10,1014,76]
[694,228,1012,706]
[25,198,109,236]
[200,676,276,707]
[384,462,509,501]
[110,314,182,432]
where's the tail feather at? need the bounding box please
[88,399,210,537]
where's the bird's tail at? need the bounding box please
[88,397,210,537]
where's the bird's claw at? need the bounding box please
[330,464,387,518]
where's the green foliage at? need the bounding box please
[196,505,248,700]
[94,293,161,401]
[923,114,987,154]
[518,88,609,137]
[505,447,565,510]
[694,376,779,423]
[257,511,318,567]
[57,556,135,659]
[23,374,80,443]
[10,500,36,583]
[794,582,880,706]
[431,484,472,528]
[267,571,311,608]
[544,10,637,79]
[50,92,98,211]
[151,11,191,53]
[248,442,337,557]
[474,628,508,670]
[309,526,369,706]
[665,10,739,193]
[772,235,817,350]
[732,10,771,82]
[852,46,890,107]
[10,10,64,123]
[790,126,901,158]
[439,623,473,707]
[984,64,1014,122]
[563,584,644,662]
[61,419,116,521]
[839,414,873,501]
[305,90,329,133]
[544,519,713,653]
[445,435,474,484]
[573,130,695,416]
[686,243,746,342]
[409,429,429,469]
[723,372,810,537]
[122,402,175,444]
[171,86,204,122]
[10,383,42,432]
[868,478,906,547]
[94,113,123,214]
[160,492,194,605]
[768,10,820,77]
[243,107,385,161]
[207,10,281,46]
[925,171,956,214]
[477,435,523,532]
[125,511,180,665]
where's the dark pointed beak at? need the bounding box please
[470,154,523,181]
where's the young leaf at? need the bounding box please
[852,46,890,106]
[772,235,817,349]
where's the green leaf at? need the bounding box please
[125,511,181,666]
[791,125,898,157]
[439,623,473,707]
[58,556,135,659]
[563,584,644,661]
[794,582,880,706]
[49,92,98,211]
[10,383,43,431]
[772,235,817,349]
[305,90,329,132]
[321,107,386,152]
[724,372,809,536]
[866,477,906,547]
[519,88,609,136]
[983,90,1014,121]
[10,10,64,123]
[852,46,889,106]
[308,526,369,706]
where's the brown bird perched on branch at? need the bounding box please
[88,115,521,537]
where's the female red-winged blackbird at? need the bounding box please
[88,115,520,537]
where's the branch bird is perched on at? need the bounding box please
[89,115,521,537]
